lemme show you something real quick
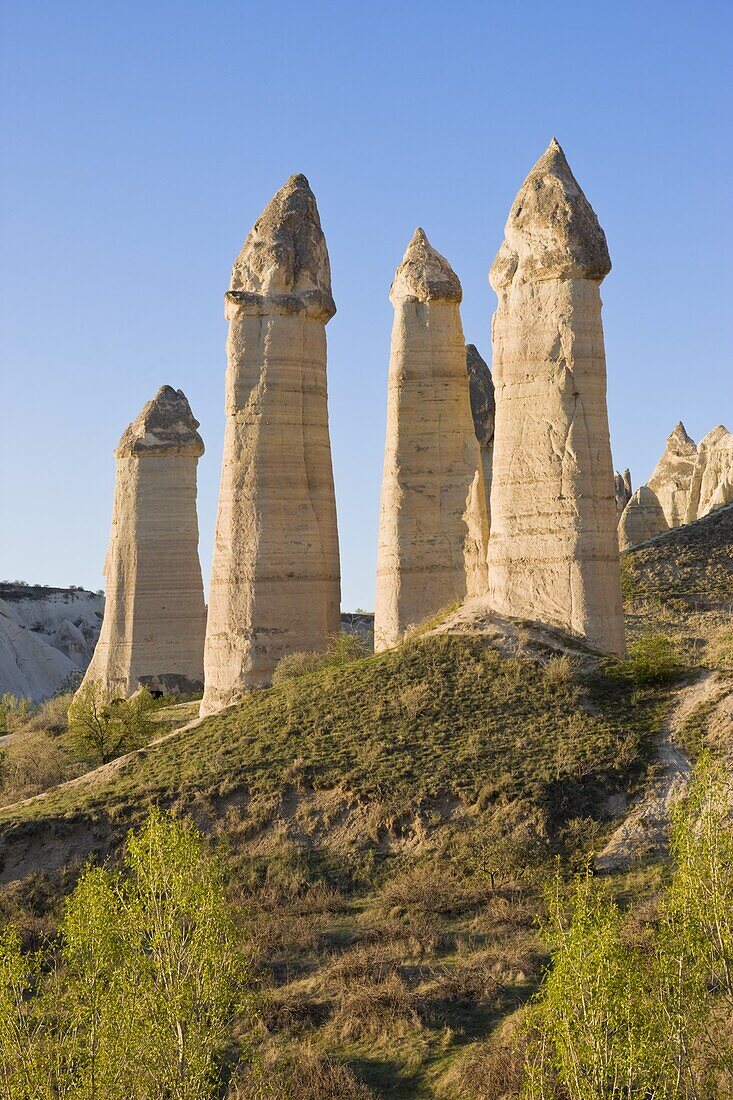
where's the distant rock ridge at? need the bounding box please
[685,425,733,523]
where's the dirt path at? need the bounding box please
[595,672,723,872]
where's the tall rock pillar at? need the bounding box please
[466,344,495,527]
[81,386,206,698]
[374,229,489,653]
[487,140,624,655]
[201,175,340,714]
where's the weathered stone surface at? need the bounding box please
[647,422,697,528]
[614,468,632,519]
[487,140,625,655]
[201,175,341,713]
[618,486,669,551]
[374,230,488,653]
[685,425,733,523]
[80,386,206,698]
[466,344,495,525]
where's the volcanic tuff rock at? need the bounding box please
[615,469,633,520]
[374,230,488,653]
[685,425,733,523]
[487,139,625,655]
[201,175,340,713]
[79,386,206,699]
[618,486,669,551]
[466,344,495,525]
[648,422,697,528]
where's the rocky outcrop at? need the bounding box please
[487,139,625,655]
[0,586,104,701]
[614,469,632,519]
[466,344,495,525]
[618,486,669,550]
[685,425,733,523]
[647,422,697,528]
[374,230,488,653]
[80,386,206,699]
[201,175,341,713]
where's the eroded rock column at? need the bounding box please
[648,422,697,527]
[487,140,625,655]
[201,175,340,713]
[374,229,488,652]
[80,386,206,698]
[684,425,733,522]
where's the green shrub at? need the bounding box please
[66,683,156,765]
[617,633,683,685]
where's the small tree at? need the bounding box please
[66,683,155,765]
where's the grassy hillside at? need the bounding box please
[0,630,678,1098]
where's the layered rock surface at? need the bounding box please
[685,425,733,523]
[648,422,697,527]
[487,139,625,655]
[374,229,488,653]
[201,175,340,713]
[618,486,669,551]
[466,344,495,525]
[80,386,206,698]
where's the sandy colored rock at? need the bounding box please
[466,344,495,525]
[618,486,669,550]
[684,425,733,523]
[614,468,632,520]
[201,175,340,713]
[487,139,625,655]
[374,229,488,653]
[80,386,206,698]
[647,421,697,527]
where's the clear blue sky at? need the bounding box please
[1,1,731,610]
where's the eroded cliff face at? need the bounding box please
[487,140,625,656]
[618,486,669,551]
[685,425,733,523]
[374,230,488,653]
[80,386,206,699]
[648,422,697,528]
[201,175,340,713]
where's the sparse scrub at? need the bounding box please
[272,632,371,684]
[231,1044,374,1099]
[616,632,684,685]
[0,732,71,803]
[66,682,156,765]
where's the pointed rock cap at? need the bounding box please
[490,138,611,290]
[465,344,495,447]
[228,173,335,321]
[390,228,462,305]
[116,386,205,458]
[666,421,697,453]
[698,424,732,450]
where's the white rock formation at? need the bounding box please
[487,139,625,655]
[618,486,669,551]
[466,344,495,526]
[80,386,206,699]
[0,586,104,701]
[201,175,341,713]
[614,469,632,520]
[648,422,697,527]
[685,425,733,522]
[374,229,489,653]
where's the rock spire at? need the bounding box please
[614,469,633,519]
[685,425,733,522]
[647,421,697,527]
[466,344,495,525]
[374,230,488,652]
[486,140,625,655]
[80,386,206,698]
[618,486,669,551]
[201,175,341,714]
